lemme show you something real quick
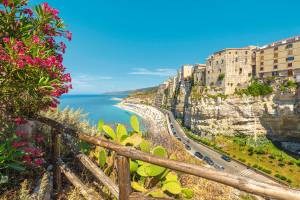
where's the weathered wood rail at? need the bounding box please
[36,116,300,200]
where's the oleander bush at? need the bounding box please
[0,0,72,121]
[0,0,71,193]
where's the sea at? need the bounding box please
[59,94,139,127]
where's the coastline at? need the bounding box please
[115,101,167,136]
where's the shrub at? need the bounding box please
[235,81,273,97]
[0,0,72,121]
[238,158,246,163]
[278,162,285,167]
[252,164,258,168]
[268,154,275,159]
[217,73,225,81]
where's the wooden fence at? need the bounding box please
[36,116,300,200]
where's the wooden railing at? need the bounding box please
[36,116,300,200]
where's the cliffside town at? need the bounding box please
[152,36,300,154]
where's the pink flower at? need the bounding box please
[32,35,40,44]
[3,37,9,43]
[35,134,44,143]
[15,117,27,125]
[17,60,25,68]
[3,0,8,7]
[12,141,27,148]
[16,130,27,137]
[59,42,66,53]
[34,158,44,166]
[23,8,33,16]
[23,155,32,164]
[66,31,72,41]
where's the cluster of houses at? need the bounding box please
[155,36,300,107]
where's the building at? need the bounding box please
[206,46,256,94]
[181,65,194,81]
[193,64,206,86]
[255,36,300,79]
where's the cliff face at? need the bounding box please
[163,80,300,144]
[184,95,300,142]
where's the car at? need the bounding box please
[221,155,231,162]
[204,156,214,165]
[177,137,181,141]
[214,164,225,170]
[185,145,191,150]
[194,152,203,159]
[170,124,174,128]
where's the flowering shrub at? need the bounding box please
[0,0,72,120]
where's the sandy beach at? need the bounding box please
[115,101,167,136]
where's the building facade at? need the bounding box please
[181,65,194,81]
[193,64,206,86]
[206,46,256,94]
[255,36,300,79]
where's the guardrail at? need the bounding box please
[36,116,300,200]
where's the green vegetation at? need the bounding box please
[184,130,300,188]
[90,115,194,199]
[207,93,228,100]
[280,80,298,92]
[218,73,225,82]
[235,81,273,96]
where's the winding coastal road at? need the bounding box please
[162,109,280,186]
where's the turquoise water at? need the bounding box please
[59,94,136,126]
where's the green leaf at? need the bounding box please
[131,181,148,192]
[130,160,139,173]
[162,181,182,195]
[137,165,148,177]
[102,125,116,140]
[98,149,106,168]
[116,124,127,142]
[97,119,104,133]
[139,140,151,153]
[145,164,166,176]
[7,163,25,171]
[152,146,167,158]
[121,134,142,147]
[147,189,168,198]
[181,188,194,199]
[165,172,178,182]
[130,115,140,132]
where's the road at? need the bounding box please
[162,109,279,185]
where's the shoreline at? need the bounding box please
[115,101,167,136]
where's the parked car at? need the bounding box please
[214,164,225,170]
[185,145,191,150]
[204,156,214,165]
[221,155,231,162]
[194,152,203,159]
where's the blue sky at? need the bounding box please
[33,0,300,94]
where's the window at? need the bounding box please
[288,69,293,77]
[272,71,279,76]
[260,62,264,65]
[288,50,293,55]
[286,56,294,61]
[274,53,278,58]
[261,56,264,60]
[239,68,242,74]
[260,50,264,54]
[245,51,248,55]
[248,73,252,77]
[235,51,238,55]
[273,65,278,69]
[286,43,293,49]
[208,71,210,74]
[259,73,264,78]
[235,57,238,62]
[216,61,219,64]
[274,47,278,51]
[288,63,293,67]
[274,59,278,64]
[260,67,264,71]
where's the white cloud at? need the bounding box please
[70,73,113,94]
[129,68,176,77]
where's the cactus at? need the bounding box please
[88,115,193,199]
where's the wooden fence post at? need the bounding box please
[51,128,62,195]
[117,155,131,200]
